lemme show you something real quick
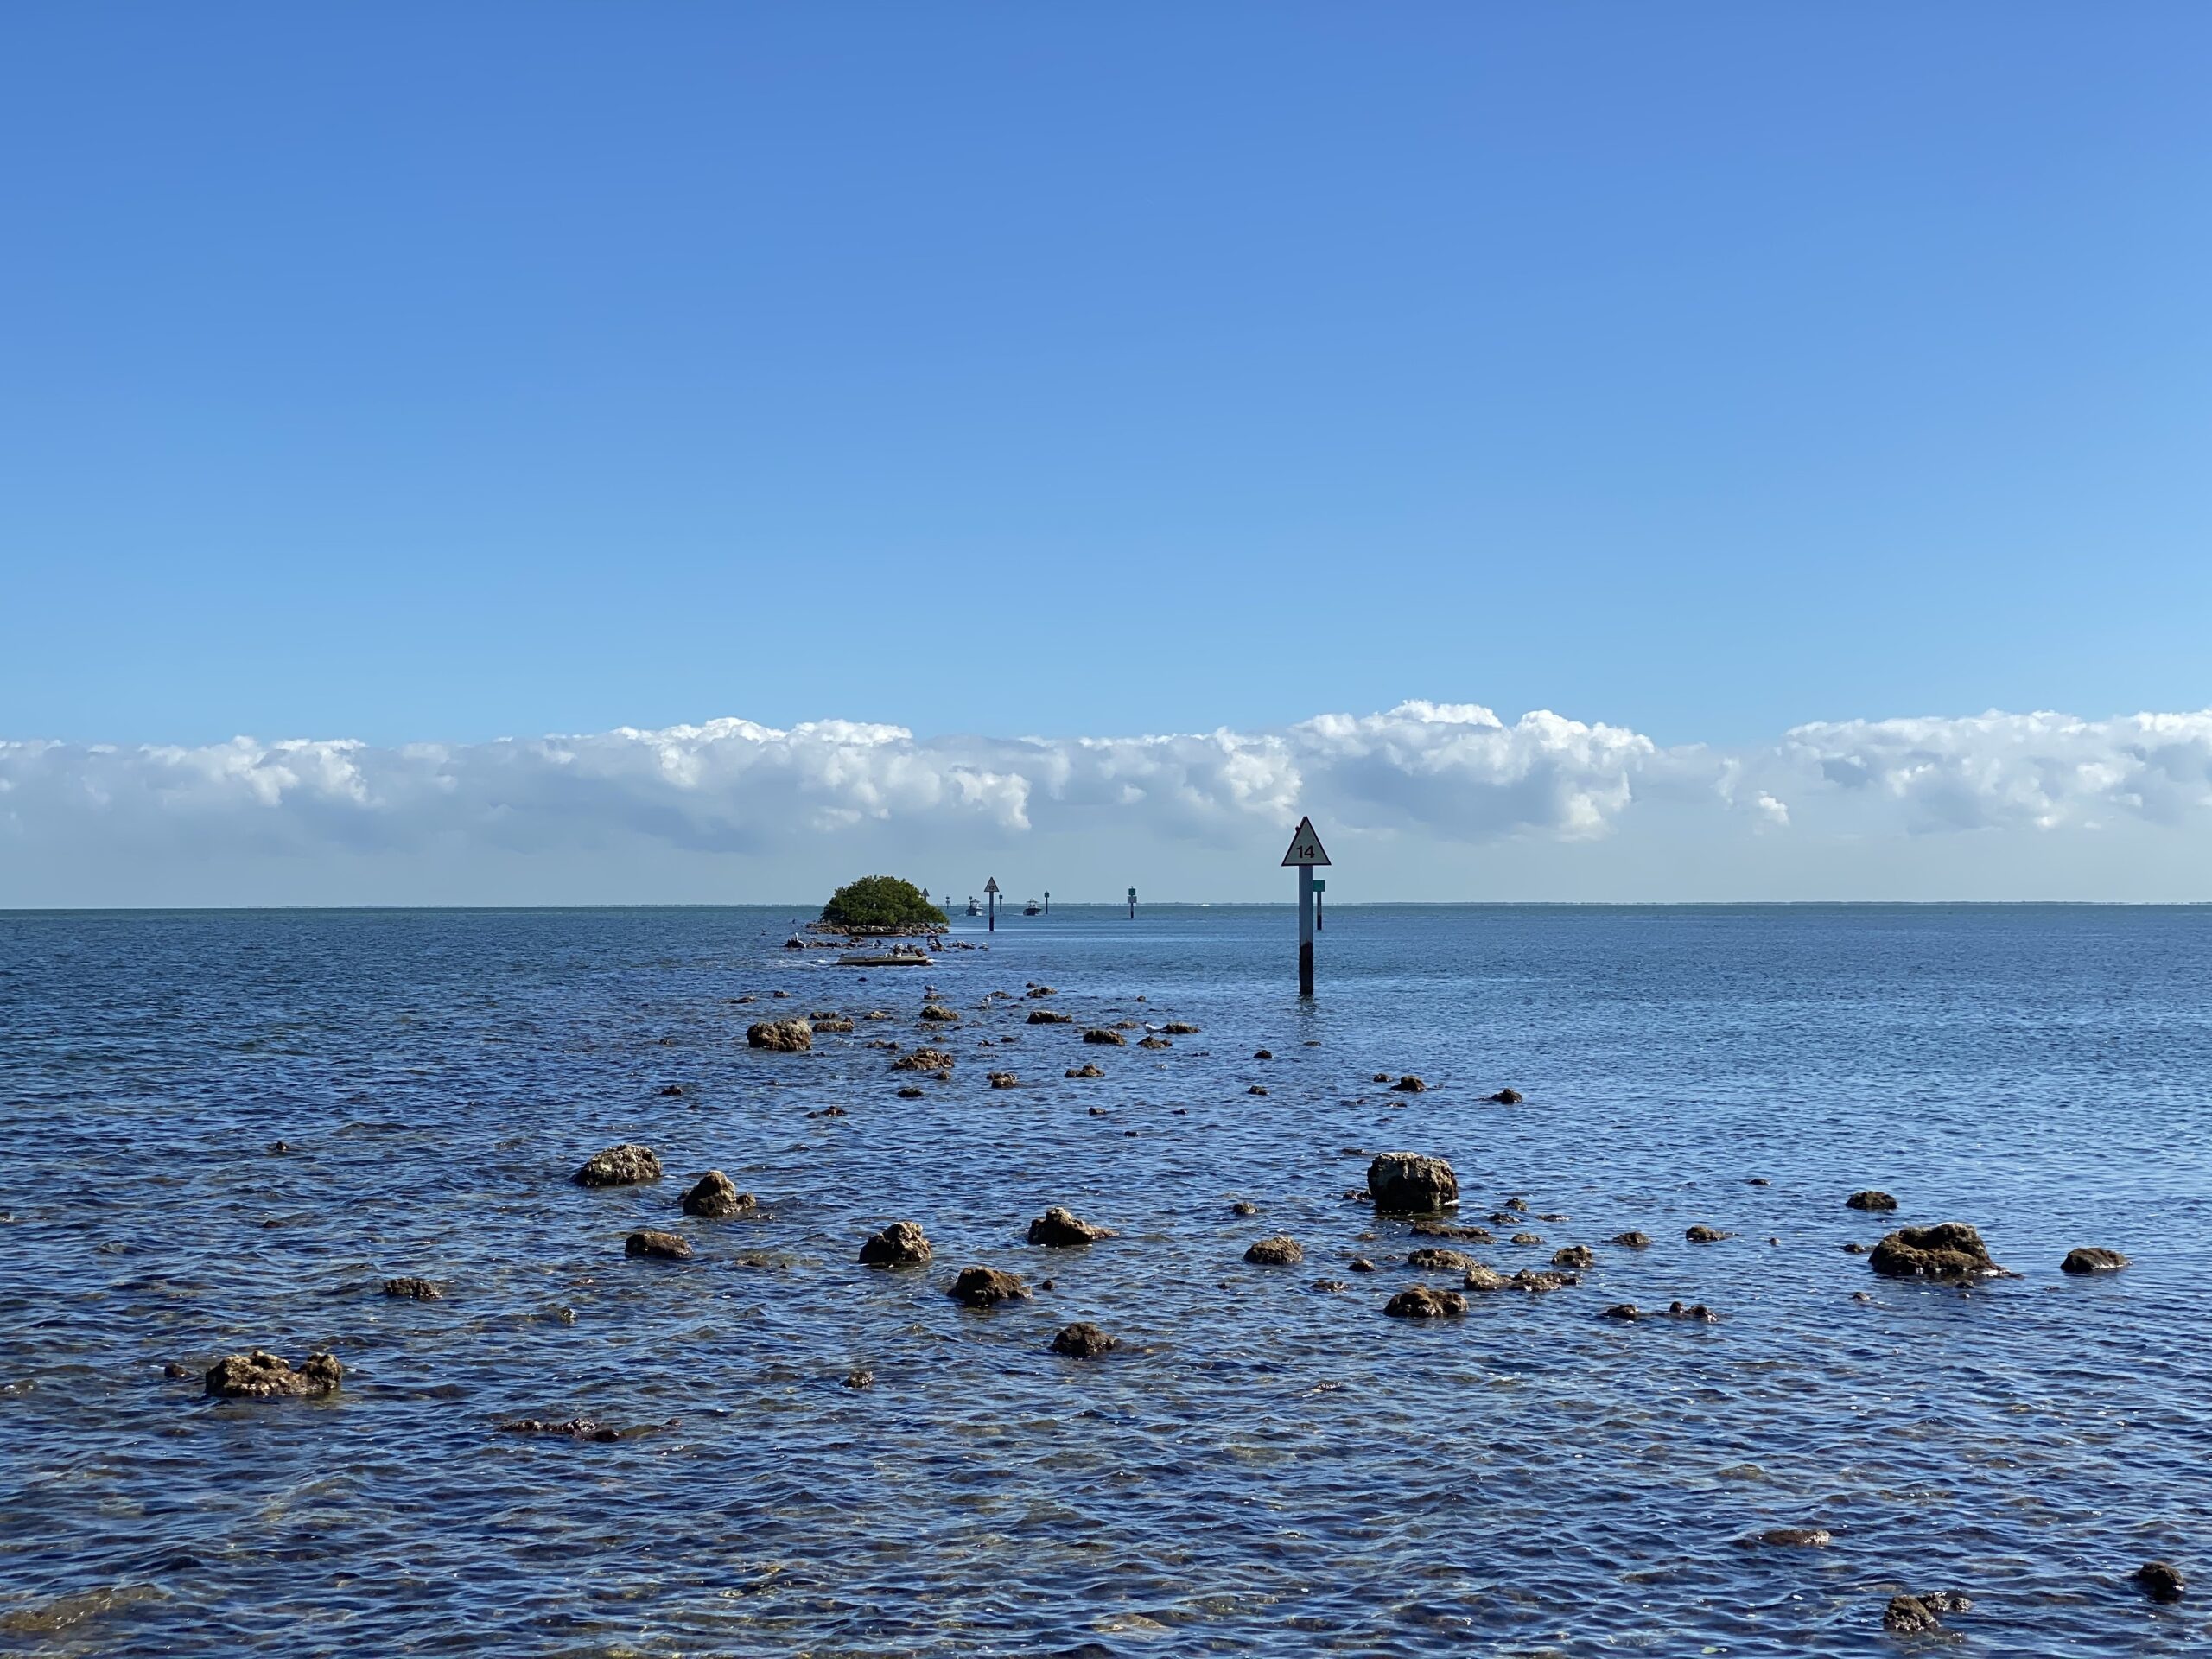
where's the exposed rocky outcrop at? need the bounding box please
[1462,1263,1510,1292]
[1882,1592,1971,1634]
[948,1266,1029,1307]
[1027,1207,1116,1247]
[680,1171,753,1219]
[1406,1247,1475,1272]
[1253,1048,1273,1060]
[1385,1286,1465,1318]
[1490,1089,1523,1104]
[895,1085,924,1099]
[1509,1231,1543,1248]
[382,1276,441,1300]
[1065,1063,1105,1078]
[1027,1009,1072,1025]
[810,1015,855,1033]
[1138,1037,1171,1050]
[988,1071,1020,1089]
[1685,1225,1732,1243]
[1846,1190,1897,1211]
[206,1350,342,1400]
[1870,1222,2007,1280]
[919,1003,960,1023]
[1050,1322,1118,1358]
[574,1143,662,1187]
[625,1230,691,1261]
[1755,1528,1833,1548]
[1601,1302,1642,1321]
[2060,1247,2129,1274]
[747,1019,813,1052]
[1161,1022,1200,1035]
[1082,1028,1127,1046]
[1244,1235,1304,1266]
[1026,985,1057,997]
[1612,1231,1651,1249]
[858,1220,931,1268]
[1367,1153,1459,1212]
[1511,1268,1577,1293]
[1553,1244,1595,1270]
[1389,1075,1427,1094]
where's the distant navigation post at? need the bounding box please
[985,876,1000,933]
[1281,816,1331,996]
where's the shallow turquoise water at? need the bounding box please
[0,905,2206,1655]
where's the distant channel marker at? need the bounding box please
[1281,815,1331,997]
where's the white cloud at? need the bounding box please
[5,702,2212,902]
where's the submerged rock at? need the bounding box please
[1027,1206,1116,1247]
[1611,1231,1652,1249]
[842,1370,874,1390]
[1367,1153,1459,1212]
[1253,1048,1274,1060]
[1846,1189,1898,1211]
[1027,1009,1072,1025]
[382,1276,442,1300]
[501,1416,620,1441]
[1138,1037,1171,1050]
[1230,1200,1259,1216]
[1050,1322,1118,1358]
[1685,1224,1732,1244]
[2060,1247,2129,1274]
[1082,1028,1127,1046]
[1489,1088,1523,1104]
[1243,1235,1304,1266]
[747,1019,813,1052]
[948,1266,1029,1307]
[1384,1286,1466,1319]
[858,1220,931,1268]
[891,1046,956,1072]
[1065,1063,1105,1078]
[2133,1560,2185,1602]
[1246,1084,1268,1096]
[1412,1221,1493,1243]
[1601,1302,1642,1321]
[1668,1300,1719,1322]
[1510,1231,1544,1248]
[1882,1591,1971,1634]
[206,1350,342,1400]
[680,1171,754,1219]
[1870,1222,2007,1281]
[987,1071,1020,1089]
[574,1143,662,1188]
[624,1230,691,1261]
[1161,1022,1200,1035]
[1756,1528,1833,1548]
[1389,1075,1428,1094]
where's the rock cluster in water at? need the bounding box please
[206,1350,343,1400]
[1869,1222,2006,1281]
[574,1144,661,1187]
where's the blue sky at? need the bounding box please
[3,5,2210,903]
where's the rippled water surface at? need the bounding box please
[2,904,2208,1656]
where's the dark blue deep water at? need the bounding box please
[1,905,2207,1656]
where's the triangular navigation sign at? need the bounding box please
[1280,816,1331,867]
[984,877,1001,893]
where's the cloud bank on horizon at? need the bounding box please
[5,702,2211,905]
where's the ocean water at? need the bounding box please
[0,904,2206,1656]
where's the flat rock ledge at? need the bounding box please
[1870,1222,2009,1281]
[858,1220,932,1268]
[574,1143,662,1188]
[207,1350,342,1400]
